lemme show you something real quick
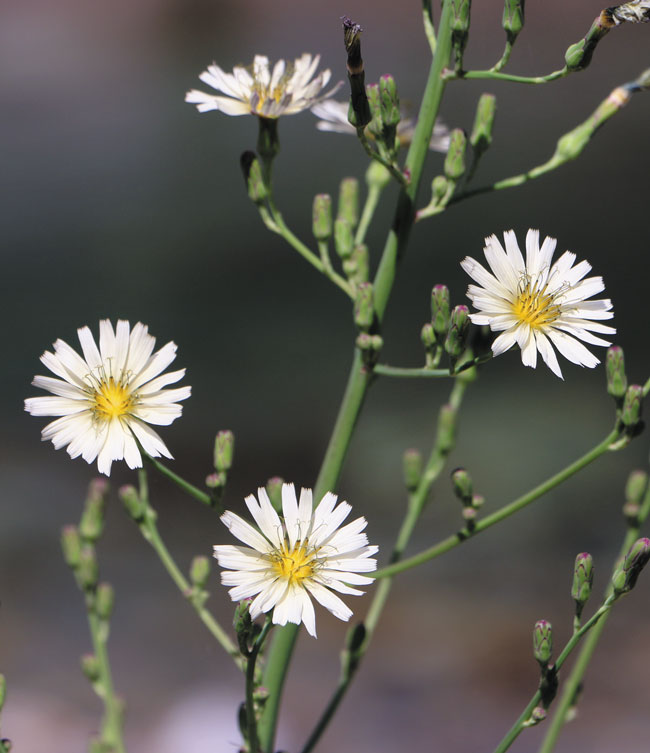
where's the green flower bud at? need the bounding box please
[462,506,477,529]
[366,160,391,190]
[431,285,451,339]
[470,94,497,154]
[0,674,6,711]
[436,404,456,454]
[421,323,436,350]
[337,178,360,228]
[214,430,235,472]
[78,546,98,591]
[403,449,422,492]
[564,13,612,72]
[533,619,553,666]
[472,494,485,509]
[233,599,254,655]
[444,305,470,360]
[256,116,280,163]
[354,283,375,331]
[343,17,371,128]
[365,83,383,141]
[350,244,369,284]
[451,467,473,505]
[95,582,115,621]
[613,537,650,595]
[431,175,449,205]
[81,654,101,683]
[379,75,400,128]
[606,346,627,399]
[206,472,226,489]
[312,194,333,241]
[571,553,594,613]
[61,525,82,569]
[451,0,471,33]
[79,495,105,544]
[240,151,268,204]
[119,484,144,521]
[502,0,525,42]
[625,470,648,505]
[621,384,643,429]
[444,129,467,182]
[266,477,284,514]
[334,218,354,259]
[356,333,372,351]
[190,556,211,589]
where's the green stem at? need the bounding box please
[246,618,273,753]
[144,453,214,508]
[357,131,408,186]
[374,354,488,379]
[355,182,383,246]
[491,41,514,72]
[448,67,568,84]
[136,471,243,669]
[374,426,621,579]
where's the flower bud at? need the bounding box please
[79,495,106,544]
[337,177,360,228]
[214,430,235,472]
[451,467,473,505]
[606,346,627,399]
[354,283,375,331]
[61,525,82,569]
[334,218,354,259]
[502,0,525,42]
[533,619,553,666]
[312,194,333,241]
[365,84,383,141]
[571,553,594,614]
[366,160,391,190]
[625,470,648,505]
[436,404,456,454]
[95,582,115,621]
[403,449,422,492]
[613,537,650,595]
[431,285,451,340]
[564,13,612,72]
[119,484,144,521]
[206,472,226,490]
[343,17,371,128]
[0,674,6,711]
[349,244,369,284]
[266,477,284,514]
[379,75,400,128]
[444,129,467,182]
[421,323,436,350]
[462,506,477,529]
[190,555,211,589]
[621,384,643,429]
[78,546,99,591]
[81,654,101,683]
[233,599,254,655]
[240,151,268,204]
[470,94,497,154]
[450,0,472,65]
[444,305,470,361]
[472,494,485,509]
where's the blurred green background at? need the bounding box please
[3,0,650,750]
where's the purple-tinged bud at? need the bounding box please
[190,556,211,589]
[472,494,485,509]
[403,449,422,492]
[354,283,375,331]
[365,83,383,140]
[265,477,284,514]
[621,384,643,429]
[379,75,400,128]
[451,467,473,505]
[421,323,436,350]
[205,472,226,490]
[119,484,144,521]
[431,285,451,339]
[606,346,627,399]
[81,654,101,683]
[61,525,82,569]
[214,430,235,472]
[95,582,115,621]
[312,194,333,241]
[337,177,360,228]
[613,537,650,595]
[445,305,470,361]
[533,620,553,666]
[80,479,108,543]
[571,553,594,616]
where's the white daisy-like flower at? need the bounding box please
[25,319,191,476]
[311,99,451,153]
[214,483,378,638]
[185,53,343,119]
[461,229,615,379]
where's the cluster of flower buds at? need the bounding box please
[451,467,484,530]
[365,75,402,161]
[421,286,472,372]
[354,281,382,365]
[206,430,235,506]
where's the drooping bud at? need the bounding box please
[403,449,422,492]
[95,582,115,621]
[214,430,234,472]
[621,384,643,429]
[240,151,268,204]
[444,305,470,363]
[266,477,284,514]
[470,94,497,156]
[81,654,101,683]
[312,194,333,241]
[190,556,211,589]
[502,0,525,43]
[451,467,473,505]
[606,346,627,399]
[431,285,451,340]
[354,283,375,331]
[436,403,456,454]
[533,620,553,666]
[444,129,467,182]
[612,537,650,595]
[334,218,354,259]
[61,525,82,569]
[343,17,371,128]
[337,178,360,228]
[119,484,145,521]
[571,553,594,616]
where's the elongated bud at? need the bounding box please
[95,582,115,620]
[470,94,497,154]
[445,305,470,360]
[365,84,383,140]
[606,346,627,399]
[190,556,211,588]
[444,129,467,182]
[502,0,525,43]
[78,546,98,591]
[450,0,472,68]
[451,467,473,505]
[436,404,456,454]
[403,449,422,492]
[119,484,144,521]
[613,537,650,595]
[343,17,371,128]
[61,525,82,569]
[81,654,101,683]
[312,194,333,241]
[621,384,643,429]
[533,620,553,666]
[350,244,369,284]
[214,430,234,472]
[334,218,354,259]
[571,553,594,614]
[354,283,374,331]
[266,477,284,514]
[80,483,107,543]
[431,285,451,340]
[625,470,648,505]
[256,116,280,163]
[240,151,268,204]
[337,177,360,228]
[379,75,400,127]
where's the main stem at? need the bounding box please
[257,6,455,751]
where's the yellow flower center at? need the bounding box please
[273,542,315,585]
[512,277,561,329]
[92,378,133,420]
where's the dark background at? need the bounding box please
[2,1,650,751]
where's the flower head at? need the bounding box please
[214,483,377,637]
[461,229,615,378]
[25,319,191,475]
[185,53,342,118]
[311,99,451,153]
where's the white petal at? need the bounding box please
[304,581,352,622]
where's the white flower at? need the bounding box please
[185,53,342,118]
[214,483,377,638]
[25,319,191,476]
[311,99,451,153]
[461,229,615,379]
